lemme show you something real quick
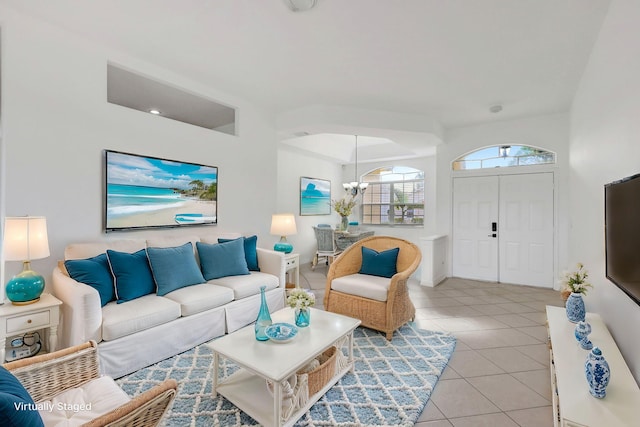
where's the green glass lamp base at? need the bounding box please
[6,262,45,305]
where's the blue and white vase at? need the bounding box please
[585,347,610,398]
[574,321,593,350]
[566,292,586,323]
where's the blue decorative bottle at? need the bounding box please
[566,292,586,323]
[585,347,610,398]
[574,321,593,350]
[255,286,272,341]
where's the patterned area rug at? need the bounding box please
[116,323,456,426]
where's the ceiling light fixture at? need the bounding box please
[489,104,503,114]
[283,0,318,12]
[343,135,368,197]
[148,109,161,115]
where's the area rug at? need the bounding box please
[116,323,456,426]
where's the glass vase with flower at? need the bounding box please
[286,288,316,327]
[331,197,356,231]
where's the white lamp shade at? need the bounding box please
[270,214,297,236]
[3,216,50,261]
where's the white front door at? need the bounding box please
[499,173,554,287]
[452,173,554,287]
[452,176,499,282]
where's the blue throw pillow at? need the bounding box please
[65,254,115,307]
[359,246,400,278]
[147,242,205,296]
[218,235,260,271]
[0,366,45,427]
[106,249,155,303]
[197,239,250,280]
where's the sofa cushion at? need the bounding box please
[197,239,250,280]
[163,283,235,316]
[101,294,181,341]
[64,254,115,307]
[359,246,399,278]
[0,366,44,427]
[208,271,278,300]
[330,273,391,302]
[218,235,260,271]
[106,249,155,303]
[39,376,130,426]
[146,242,205,296]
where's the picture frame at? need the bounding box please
[300,177,331,215]
[105,150,218,231]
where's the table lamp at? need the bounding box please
[270,213,297,254]
[3,216,50,305]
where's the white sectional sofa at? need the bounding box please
[52,233,285,378]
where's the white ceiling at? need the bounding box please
[2,0,611,162]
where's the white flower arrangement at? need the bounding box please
[559,262,593,294]
[286,288,316,309]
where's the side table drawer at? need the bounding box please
[286,257,298,268]
[6,310,50,334]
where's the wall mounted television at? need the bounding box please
[105,150,218,231]
[605,172,640,306]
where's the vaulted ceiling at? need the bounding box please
[2,0,611,162]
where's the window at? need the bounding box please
[361,166,424,225]
[452,145,555,170]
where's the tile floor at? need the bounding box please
[299,262,562,427]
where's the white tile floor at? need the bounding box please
[300,263,561,427]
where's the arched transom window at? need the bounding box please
[452,145,555,170]
[361,166,424,225]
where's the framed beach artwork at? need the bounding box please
[300,177,331,215]
[104,150,218,231]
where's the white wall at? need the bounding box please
[570,0,640,381]
[436,113,571,280]
[0,8,278,293]
[276,146,343,265]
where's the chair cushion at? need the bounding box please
[359,246,399,278]
[101,294,181,341]
[146,242,206,296]
[39,376,130,427]
[0,366,44,427]
[163,283,235,316]
[197,239,250,280]
[218,235,260,271]
[64,254,115,307]
[330,273,391,302]
[106,249,155,303]
[208,271,278,300]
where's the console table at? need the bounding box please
[546,305,640,426]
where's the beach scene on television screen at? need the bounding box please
[106,151,217,229]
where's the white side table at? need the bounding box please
[0,293,62,362]
[284,253,300,289]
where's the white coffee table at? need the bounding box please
[206,307,361,427]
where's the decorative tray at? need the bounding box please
[265,323,298,343]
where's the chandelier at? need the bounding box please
[343,135,368,197]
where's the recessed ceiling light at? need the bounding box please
[489,104,503,113]
[148,109,161,115]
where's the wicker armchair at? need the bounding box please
[3,341,177,427]
[323,236,421,340]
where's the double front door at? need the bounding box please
[452,173,554,288]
